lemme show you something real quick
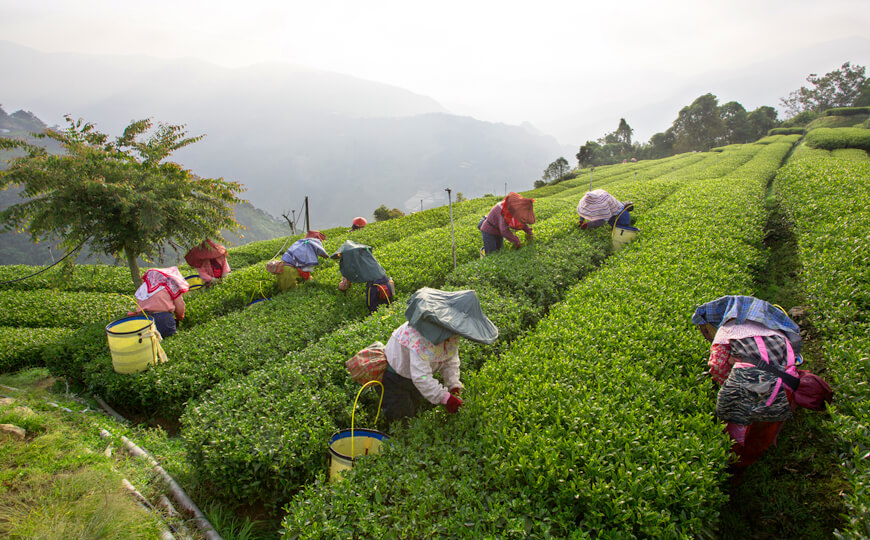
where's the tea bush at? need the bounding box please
[279,139,794,537]
[805,127,870,151]
[0,326,75,372]
[775,152,870,536]
[0,290,130,328]
[0,264,132,293]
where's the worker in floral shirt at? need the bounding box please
[381,288,498,423]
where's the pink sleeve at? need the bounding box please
[173,295,186,319]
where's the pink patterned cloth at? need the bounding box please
[394,323,459,363]
[708,344,734,385]
[136,266,190,300]
[712,320,784,345]
[385,322,462,405]
[576,189,623,222]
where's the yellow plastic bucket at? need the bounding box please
[611,225,639,252]
[328,380,389,481]
[105,315,163,374]
[185,274,204,291]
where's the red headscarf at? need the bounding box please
[184,239,228,268]
[502,192,535,225]
[305,230,326,241]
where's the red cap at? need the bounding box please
[351,217,368,229]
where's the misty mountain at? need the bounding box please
[0,41,568,227]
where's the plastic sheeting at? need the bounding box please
[405,287,498,345]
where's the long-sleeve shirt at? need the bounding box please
[135,289,186,319]
[479,202,533,248]
[384,322,462,405]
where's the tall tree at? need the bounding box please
[576,142,599,168]
[719,101,751,145]
[746,106,779,139]
[373,204,404,221]
[541,157,570,183]
[615,118,633,146]
[780,62,868,117]
[0,116,244,285]
[672,93,724,152]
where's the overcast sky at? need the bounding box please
[2,0,869,145]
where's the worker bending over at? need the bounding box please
[478,192,535,255]
[576,189,633,229]
[381,288,498,424]
[276,230,329,291]
[128,266,189,338]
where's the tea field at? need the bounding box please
[1,130,867,538]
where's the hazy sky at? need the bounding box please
[2,0,869,145]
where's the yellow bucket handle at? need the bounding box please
[248,280,267,305]
[113,293,155,324]
[350,379,384,459]
[611,205,630,239]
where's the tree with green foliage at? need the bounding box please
[455,192,467,203]
[0,116,244,285]
[647,129,676,159]
[719,101,751,145]
[746,105,779,138]
[541,157,570,183]
[780,62,868,117]
[373,204,405,221]
[672,93,724,152]
[615,118,633,146]
[576,142,599,168]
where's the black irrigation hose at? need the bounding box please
[0,238,89,286]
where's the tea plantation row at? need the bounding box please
[277,138,796,537]
[774,146,870,536]
[178,141,779,512]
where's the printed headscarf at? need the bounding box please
[136,266,190,301]
[691,295,802,354]
[576,189,623,222]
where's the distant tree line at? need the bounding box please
[556,61,870,171]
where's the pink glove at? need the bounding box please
[445,393,464,413]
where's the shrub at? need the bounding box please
[824,106,870,117]
[805,127,870,151]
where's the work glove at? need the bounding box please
[579,221,588,230]
[449,387,462,396]
[444,393,464,413]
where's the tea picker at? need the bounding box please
[692,295,833,480]
[379,287,498,424]
[183,239,231,286]
[478,192,535,255]
[576,189,638,251]
[126,266,190,338]
[330,240,395,312]
[268,230,329,291]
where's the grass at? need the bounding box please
[0,367,277,539]
[0,369,167,539]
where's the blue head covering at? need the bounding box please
[692,295,802,354]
